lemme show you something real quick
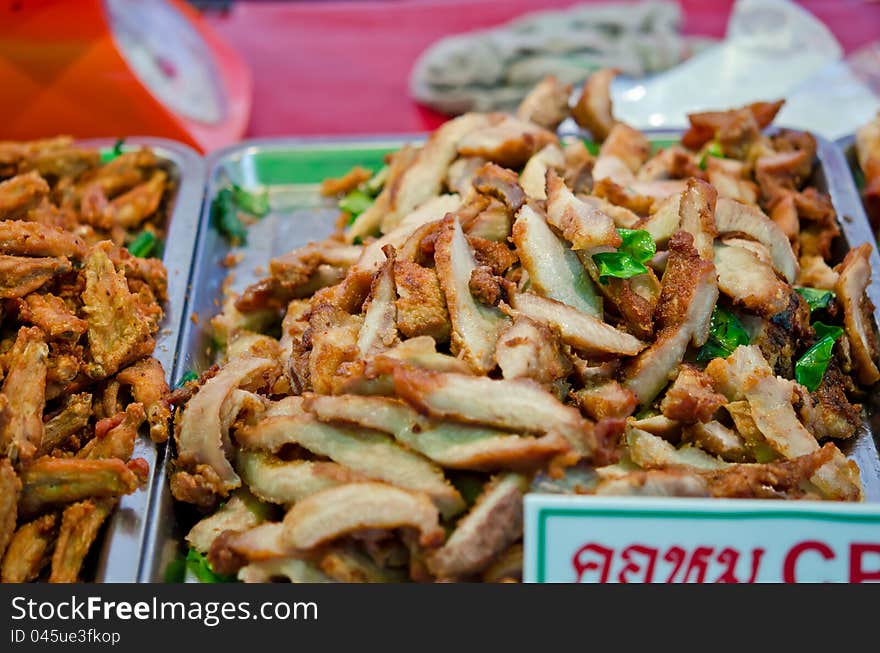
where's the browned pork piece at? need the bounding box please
[545,169,620,252]
[520,144,565,199]
[516,75,572,131]
[357,254,399,356]
[457,115,558,170]
[659,365,726,424]
[835,244,880,385]
[714,242,793,317]
[393,259,451,342]
[572,68,618,142]
[681,99,784,155]
[494,315,571,385]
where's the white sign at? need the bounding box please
[523,495,880,583]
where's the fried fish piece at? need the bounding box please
[0,220,87,258]
[0,171,50,220]
[49,499,115,583]
[77,402,144,460]
[19,293,88,341]
[0,255,71,299]
[0,326,48,464]
[0,459,21,560]
[39,392,92,455]
[116,357,171,442]
[1,514,57,583]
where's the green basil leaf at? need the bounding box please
[126,231,158,258]
[212,187,248,245]
[697,306,750,362]
[185,547,237,584]
[100,138,125,164]
[231,183,269,217]
[795,322,844,392]
[592,251,648,284]
[796,287,835,313]
[339,189,374,221]
[616,228,656,263]
[174,370,199,389]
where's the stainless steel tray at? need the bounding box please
[138,131,880,583]
[75,138,205,582]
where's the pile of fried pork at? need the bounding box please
[173,71,880,583]
[0,138,172,582]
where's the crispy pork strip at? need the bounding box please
[677,178,717,261]
[684,421,749,463]
[835,244,880,385]
[562,138,595,195]
[513,201,602,317]
[374,336,472,374]
[306,393,570,470]
[0,171,50,219]
[457,115,557,169]
[0,255,70,299]
[283,482,445,549]
[715,197,798,283]
[77,403,144,460]
[428,473,527,579]
[239,557,333,583]
[596,469,711,497]
[705,345,772,402]
[660,365,726,424]
[81,242,154,379]
[0,326,48,464]
[0,459,20,560]
[0,220,86,258]
[393,260,451,342]
[347,145,419,240]
[434,216,509,373]
[381,113,491,233]
[571,68,618,142]
[681,100,784,153]
[18,457,139,518]
[176,356,277,496]
[186,491,269,553]
[627,427,728,470]
[495,315,572,385]
[236,413,464,518]
[599,124,651,174]
[49,499,115,583]
[505,292,644,356]
[572,381,638,421]
[714,243,792,316]
[520,144,565,199]
[116,357,171,442]
[623,232,718,404]
[390,364,596,456]
[319,545,408,583]
[472,162,526,213]
[545,169,620,251]
[516,75,572,130]
[357,255,399,357]
[19,293,87,342]
[636,192,680,247]
[637,145,702,181]
[1,514,56,583]
[445,156,485,196]
[236,450,366,506]
[799,255,838,290]
[306,302,363,394]
[39,393,91,455]
[210,522,290,573]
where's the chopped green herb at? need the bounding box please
[593,251,649,284]
[100,138,125,164]
[185,547,237,583]
[616,228,656,263]
[697,306,750,362]
[127,231,158,258]
[212,187,248,245]
[231,183,269,217]
[174,370,199,389]
[796,287,835,313]
[352,236,363,246]
[698,140,725,171]
[795,322,844,392]
[339,189,374,222]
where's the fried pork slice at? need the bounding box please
[705,345,772,402]
[239,557,332,583]
[520,143,565,199]
[282,482,444,550]
[0,255,70,299]
[545,169,620,251]
[373,336,472,375]
[176,356,277,499]
[707,160,758,205]
[571,68,618,142]
[77,403,144,460]
[856,112,880,220]
[318,545,408,583]
[1,514,57,583]
[457,115,557,169]
[306,302,362,394]
[186,491,270,553]
[562,138,595,195]
[684,421,749,463]
[472,162,526,212]
[116,357,171,443]
[636,192,680,247]
[572,381,637,421]
[357,255,399,357]
[516,75,572,131]
[627,427,728,471]
[445,156,486,196]
[677,178,717,261]
[637,145,702,182]
[595,469,710,497]
[381,113,492,233]
[0,326,48,464]
[659,365,726,424]
[237,450,366,506]
[393,260,451,342]
[0,220,86,259]
[681,100,784,154]
[18,293,87,342]
[434,216,509,373]
[796,369,861,441]
[347,145,419,240]
[81,242,154,379]
[714,198,798,283]
[495,315,572,384]
[623,232,718,405]
[464,199,513,242]
[209,522,290,574]
[306,394,570,470]
[0,171,50,219]
[513,201,602,317]
[714,243,792,317]
[236,414,464,518]
[598,123,651,176]
[428,473,527,580]
[835,244,880,385]
[391,364,595,456]
[0,459,20,560]
[799,254,838,290]
[49,499,115,583]
[18,457,139,518]
[506,291,644,356]
[39,393,91,455]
